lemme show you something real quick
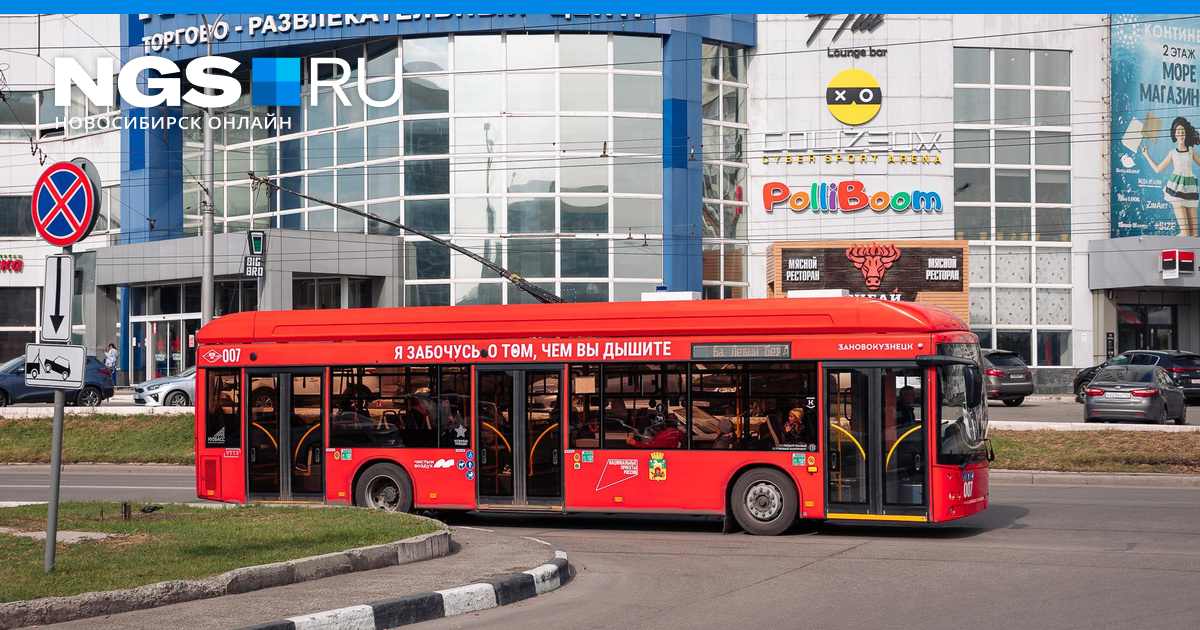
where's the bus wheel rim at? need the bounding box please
[368,476,400,510]
[745,481,783,521]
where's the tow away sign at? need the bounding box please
[24,344,86,390]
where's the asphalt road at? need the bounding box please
[0,465,196,505]
[987,398,1197,425]
[3,467,1198,629]
[423,483,1200,630]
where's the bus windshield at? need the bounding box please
[936,342,989,466]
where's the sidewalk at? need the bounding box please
[990,420,1200,432]
[0,391,192,418]
[39,527,555,630]
[991,469,1200,487]
[1021,393,1078,402]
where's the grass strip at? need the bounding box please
[0,414,193,464]
[0,501,437,603]
[990,429,1200,474]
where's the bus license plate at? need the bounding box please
[1105,392,1131,399]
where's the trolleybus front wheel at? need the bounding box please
[731,468,798,536]
[355,463,413,513]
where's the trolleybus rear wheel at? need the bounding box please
[355,463,413,513]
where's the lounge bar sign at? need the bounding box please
[767,240,970,320]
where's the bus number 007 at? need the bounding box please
[218,349,241,363]
[962,480,974,498]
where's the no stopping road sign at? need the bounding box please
[32,162,98,247]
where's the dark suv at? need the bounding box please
[1074,350,1200,403]
[982,349,1035,407]
[0,355,115,407]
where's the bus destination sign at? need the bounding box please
[691,343,791,360]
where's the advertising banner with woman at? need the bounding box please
[1112,14,1200,237]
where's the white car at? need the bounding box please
[133,366,196,407]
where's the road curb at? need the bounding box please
[992,469,1200,488]
[0,522,450,630]
[236,551,571,630]
[0,405,194,418]
[990,420,1200,432]
[1019,395,1077,402]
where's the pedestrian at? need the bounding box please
[104,343,118,371]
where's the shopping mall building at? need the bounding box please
[1,14,1198,391]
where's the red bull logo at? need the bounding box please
[845,243,901,290]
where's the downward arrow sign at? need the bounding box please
[40,254,73,343]
[49,256,64,332]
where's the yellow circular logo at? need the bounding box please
[825,68,882,126]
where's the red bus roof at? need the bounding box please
[196,298,967,345]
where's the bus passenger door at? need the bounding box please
[824,366,928,521]
[476,367,563,508]
[246,371,325,502]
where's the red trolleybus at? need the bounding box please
[194,297,989,535]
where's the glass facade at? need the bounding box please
[0,287,37,361]
[1,85,122,244]
[954,48,1073,366]
[701,43,749,299]
[182,33,666,305]
[0,86,118,141]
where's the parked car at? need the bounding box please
[1082,365,1188,425]
[0,355,115,407]
[981,349,1035,407]
[133,366,196,407]
[1073,350,1200,403]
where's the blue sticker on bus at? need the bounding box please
[457,460,465,470]
[466,450,474,460]
[466,470,475,480]
[466,461,474,470]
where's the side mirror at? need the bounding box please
[964,365,983,409]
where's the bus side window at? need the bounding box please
[205,369,241,449]
[330,366,472,449]
[440,366,471,448]
[569,368,601,448]
[330,368,396,448]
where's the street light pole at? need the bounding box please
[199,14,225,326]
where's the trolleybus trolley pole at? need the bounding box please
[247,172,564,304]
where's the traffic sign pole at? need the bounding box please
[45,388,66,573]
[31,162,96,573]
[44,244,71,574]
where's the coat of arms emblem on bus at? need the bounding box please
[648,452,667,481]
[845,243,902,290]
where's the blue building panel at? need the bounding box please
[134,14,691,62]
[120,14,756,297]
